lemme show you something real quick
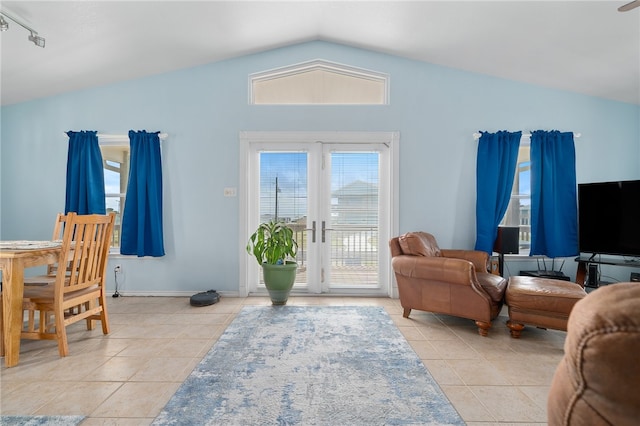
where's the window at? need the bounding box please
[99,142,129,249]
[250,60,389,105]
[500,143,531,254]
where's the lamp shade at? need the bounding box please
[494,226,519,254]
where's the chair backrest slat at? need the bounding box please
[56,212,115,295]
[47,213,68,276]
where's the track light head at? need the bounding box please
[28,31,45,48]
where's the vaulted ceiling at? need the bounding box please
[1,1,639,107]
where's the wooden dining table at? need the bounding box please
[0,240,62,367]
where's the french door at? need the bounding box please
[240,132,399,296]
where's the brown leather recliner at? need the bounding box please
[547,282,640,426]
[390,232,507,336]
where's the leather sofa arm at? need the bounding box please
[391,255,478,286]
[440,249,489,273]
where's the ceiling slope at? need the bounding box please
[1,1,638,106]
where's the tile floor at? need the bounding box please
[1,296,566,425]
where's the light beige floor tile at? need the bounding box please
[4,354,110,382]
[490,356,562,386]
[79,337,141,357]
[241,297,273,306]
[129,357,200,382]
[408,339,440,359]
[440,385,496,422]
[107,313,149,325]
[469,385,547,422]
[158,338,212,358]
[431,338,479,360]
[1,357,59,382]
[447,359,513,386]
[397,325,426,341]
[109,324,178,339]
[519,385,553,411]
[216,296,244,305]
[175,323,226,339]
[286,296,330,305]
[446,323,490,338]
[421,359,465,386]
[33,382,122,416]
[416,324,461,340]
[0,379,24,395]
[91,357,150,382]
[138,312,231,325]
[388,313,425,327]
[462,332,517,359]
[0,382,71,415]
[200,303,242,314]
[112,339,174,357]
[91,382,181,418]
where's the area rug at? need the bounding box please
[0,416,85,425]
[153,306,464,425]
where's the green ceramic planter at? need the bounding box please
[262,261,297,305]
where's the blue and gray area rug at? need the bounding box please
[153,306,464,425]
[0,416,84,425]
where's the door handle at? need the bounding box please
[321,221,334,243]
[305,221,316,243]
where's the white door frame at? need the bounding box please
[239,131,400,298]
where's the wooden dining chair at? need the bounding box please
[19,212,116,357]
[23,213,83,326]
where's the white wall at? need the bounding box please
[2,41,639,294]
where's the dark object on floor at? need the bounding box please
[190,290,220,307]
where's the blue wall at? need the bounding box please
[2,41,639,293]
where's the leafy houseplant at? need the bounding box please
[247,220,298,305]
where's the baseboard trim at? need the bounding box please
[110,291,241,298]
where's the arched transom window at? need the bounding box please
[249,60,389,105]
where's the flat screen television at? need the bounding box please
[578,179,640,257]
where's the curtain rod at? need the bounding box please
[63,132,168,140]
[473,132,581,141]
[98,133,168,141]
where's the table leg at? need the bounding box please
[2,259,24,367]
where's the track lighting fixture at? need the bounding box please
[28,31,45,48]
[0,10,45,48]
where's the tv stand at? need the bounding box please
[575,255,640,286]
[520,270,570,281]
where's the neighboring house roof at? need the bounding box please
[332,180,378,198]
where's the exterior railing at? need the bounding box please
[289,223,378,267]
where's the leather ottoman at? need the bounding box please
[505,276,587,338]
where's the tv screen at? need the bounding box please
[578,179,640,257]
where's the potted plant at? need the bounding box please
[246,220,298,305]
